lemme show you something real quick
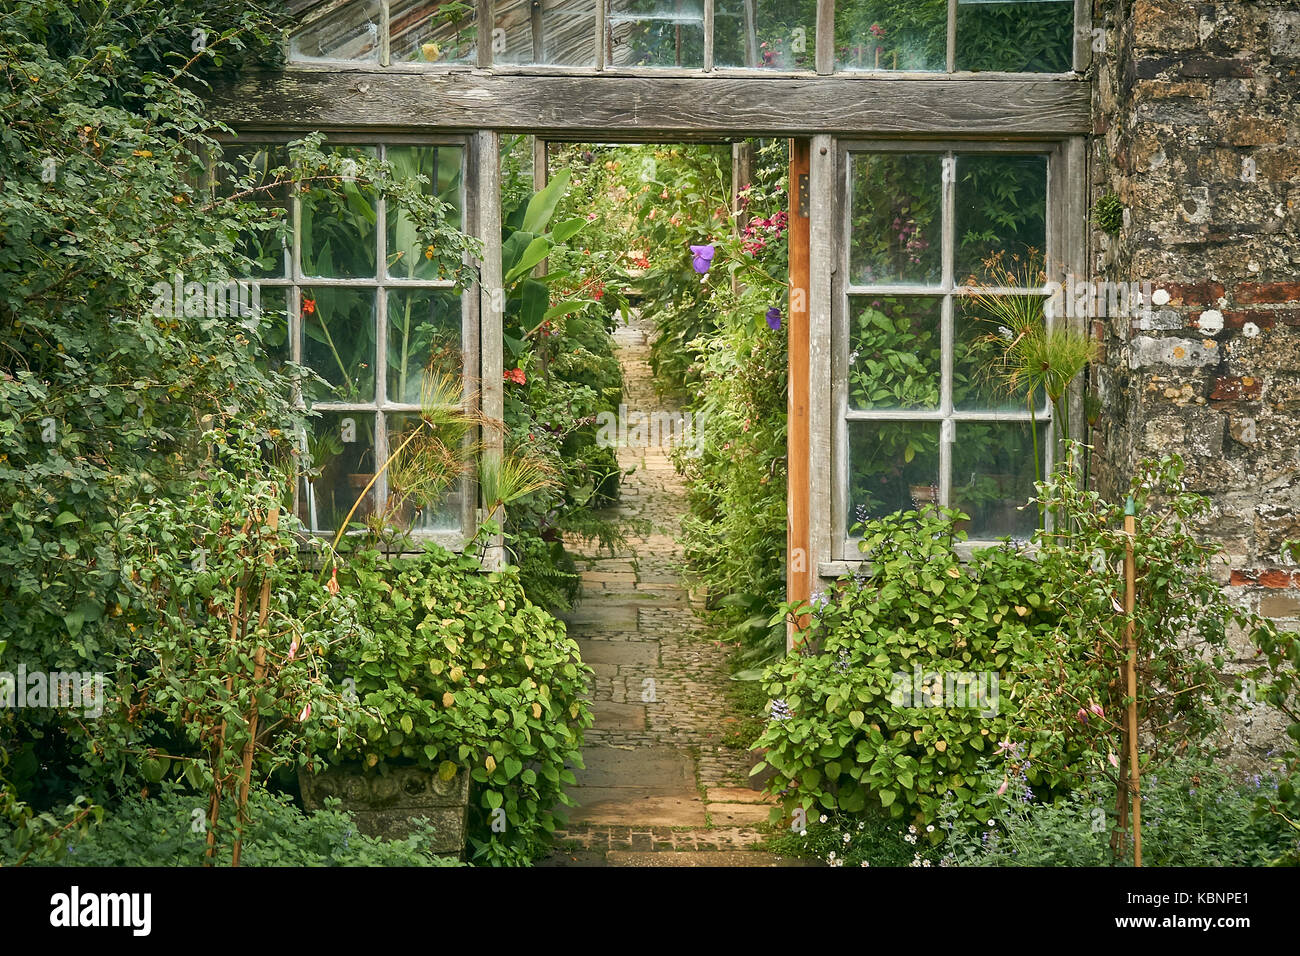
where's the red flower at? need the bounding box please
[504,368,526,385]
[301,296,316,315]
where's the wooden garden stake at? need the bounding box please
[232,504,278,867]
[205,518,251,864]
[1123,497,1142,866]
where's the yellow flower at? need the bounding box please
[132,150,153,158]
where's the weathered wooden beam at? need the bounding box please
[209,70,1091,138]
[474,130,505,570]
[807,133,834,592]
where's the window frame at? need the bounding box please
[217,130,480,550]
[285,0,1092,77]
[828,136,1082,565]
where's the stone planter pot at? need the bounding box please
[299,764,470,858]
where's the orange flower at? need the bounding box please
[302,296,316,315]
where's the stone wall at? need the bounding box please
[1089,0,1300,761]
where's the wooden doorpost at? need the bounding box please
[788,138,812,646]
[477,130,505,569]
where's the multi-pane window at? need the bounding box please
[222,137,473,543]
[834,143,1057,552]
[834,0,1074,72]
[287,0,1077,73]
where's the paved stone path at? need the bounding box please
[543,312,804,867]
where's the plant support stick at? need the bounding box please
[1124,496,1142,866]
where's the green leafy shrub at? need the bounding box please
[752,507,1072,827]
[0,2,475,822]
[42,785,462,867]
[753,451,1294,843]
[306,541,593,865]
[941,758,1296,867]
[103,426,362,859]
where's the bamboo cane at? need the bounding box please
[232,504,279,867]
[205,518,252,864]
[1124,497,1142,866]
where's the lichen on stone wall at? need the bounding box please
[1089,0,1300,765]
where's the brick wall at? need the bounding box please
[1090,1,1299,761]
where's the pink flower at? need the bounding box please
[1108,752,1120,768]
[287,638,299,661]
[1076,707,1089,722]
[870,23,886,38]
[298,702,311,722]
[1089,701,1105,718]
[996,780,1009,796]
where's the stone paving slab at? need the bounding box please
[571,745,695,789]
[588,700,647,730]
[575,638,659,667]
[707,803,777,826]
[706,787,775,804]
[552,824,770,851]
[566,793,708,827]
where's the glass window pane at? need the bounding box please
[290,1,382,62]
[385,412,465,532]
[251,288,291,376]
[387,289,463,405]
[954,295,1051,412]
[301,412,378,533]
[301,288,377,404]
[390,0,479,64]
[849,153,943,286]
[956,0,1073,73]
[495,0,597,66]
[950,421,1043,540]
[220,145,290,279]
[300,146,378,279]
[608,0,705,68]
[848,296,942,411]
[954,153,1047,281]
[848,421,941,533]
[714,0,816,69]
[386,145,464,281]
[835,0,947,72]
